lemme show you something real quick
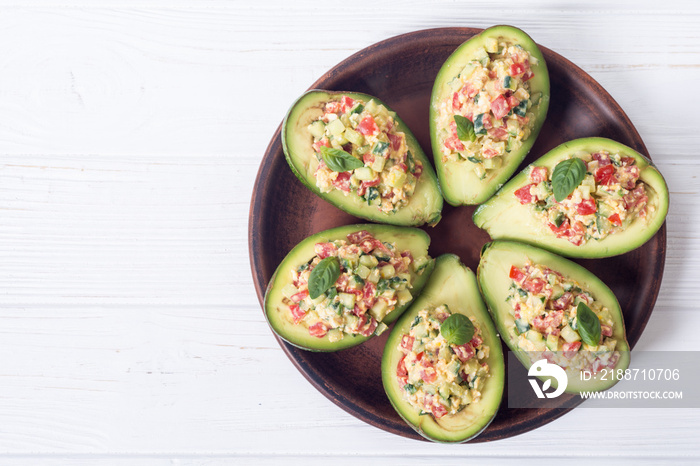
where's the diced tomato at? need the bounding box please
[507,95,520,108]
[400,250,413,263]
[332,172,352,192]
[470,335,483,348]
[397,355,408,380]
[522,71,534,81]
[482,113,493,130]
[312,138,331,152]
[340,96,355,112]
[334,274,348,292]
[347,230,372,244]
[576,198,597,215]
[420,367,437,384]
[621,156,635,166]
[452,92,462,110]
[624,184,648,210]
[325,101,342,113]
[308,322,328,338]
[523,277,546,295]
[592,152,611,166]
[357,116,379,136]
[483,147,499,158]
[314,242,337,259]
[358,238,383,254]
[509,265,526,282]
[362,282,377,309]
[431,404,448,419]
[460,82,478,99]
[601,325,613,337]
[530,166,548,183]
[488,126,509,141]
[491,95,510,120]
[412,163,423,178]
[514,183,536,204]
[509,62,526,76]
[290,289,309,303]
[388,132,403,151]
[397,162,408,173]
[551,292,573,310]
[619,165,641,189]
[358,316,378,337]
[549,219,570,237]
[362,152,375,165]
[444,135,465,152]
[608,213,622,226]
[595,164,616,185]
[562,341,581,359]
[351,304,365,317]
[452,343,475,362]
[289,304,306,324]
[400,334,415,352]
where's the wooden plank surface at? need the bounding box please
[0,1,697,462]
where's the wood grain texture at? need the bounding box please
[0,0,697,462]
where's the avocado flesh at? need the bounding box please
[477,241,630,393]
[282,90,443,226]
[381,255,504,442]
[264,224,434,352]
[473,137,669,258]
[429,25,550,206]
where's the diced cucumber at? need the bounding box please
[473,114,487,135]
[338,293,356,309]
[327,329,343,342]
[546,334,560,352]
[560,325,581,343]
[365,100,380,116]
[504,75,516,90]
[513,100,528,117]
[359,255,379,268]
[412,255,430,273]
[387,168,407,188]
[515,318,530,334]
[485,37,499,53]
[308,120,326,139]
[326,118,345,137]
[353,166,375,181]
[372,141,390,155]
[379,264,396,279]
[370,155,386,172]
[344,127,364,146]
[281,283,299,299]
[526,330,544,343]
[355,264,371,280]
[367,268,380,284]
[396,288,412,306]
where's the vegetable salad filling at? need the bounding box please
[282,230,430,342]
[396,305,490,419]
[309,96,423,213]
[514,151,650,246]
[508,262,619,373]
[437,37,539,178]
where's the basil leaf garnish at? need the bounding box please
[440,313,475,346]
[552,157,586,202]
[576,302,601,347]
[320,146,364,172]
[454,115,476,142]
[308,257,341,299]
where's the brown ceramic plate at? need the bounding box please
[249,27,666,442]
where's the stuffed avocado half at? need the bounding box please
[473,137,669,258]
[477,241,630,393]
[382,254,504,443]
[264,224,435,352]
[282,90,443,226]
[430,25,549,206]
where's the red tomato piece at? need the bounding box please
[608,213,622,226]
[488,126,509,141]
[431,404,448,419]
[357,116,379,136]
[509,265,526,282]
[314,242,337,259]
[523,277,546,295]
[563,341,581,359]
[290,289,309,303]
[289,304,306,325]
[595,164,616,185]
[358,316,378,337]
[388,132,402,151]
[362,282,377,309]
[509,62,526,76]
[325,101,342,113]
[420,367,438,384]
[601,325,613,337]
[400,334,415,352]
[592,152,611,166]
[514,183,536,204]
[529,166,548,184]
[507,95,520,108]
[340,96,355,112]
[332,172,352,192]
[548,219,571,237]
[551,292,573,310]
[576,198,597,215]
[347,230,372,244]
[483,147,499,158]
[452,343,475,362]
[490,94,510,120]
[397,355,408,378]
[312,138,331,152]
[308,322,328,338]
[452,92,462,110]
[470,335,483,348]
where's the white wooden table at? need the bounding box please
[0,1,698,464]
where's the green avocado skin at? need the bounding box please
[381,254,504,443]
[282,90,443,227]
[473,137,669,258]
[264,224,434,352]
[477,241,630,393]
[430,25,550,206]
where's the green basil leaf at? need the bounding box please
[454,115,476,142]
[576,302,601,347]
[440,313,475,346]
[308,257,341,299]
[552,157,586,202]
[320,146,364,172]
